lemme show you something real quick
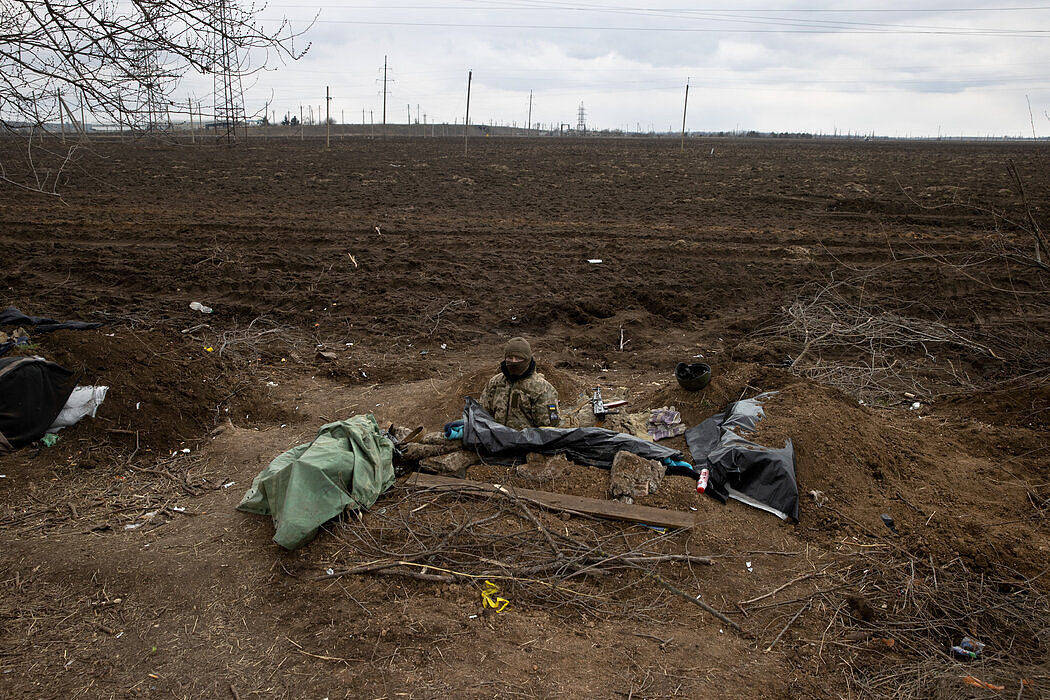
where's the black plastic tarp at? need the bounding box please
[461,397,698,477]
[0,307,103,357]
[0,307,103,333]
[0,356,76,454]
[685,392,799,521]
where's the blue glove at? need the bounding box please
[444,419,465,440]
[662,457,692,470]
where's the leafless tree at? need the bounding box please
[0,0,311,191]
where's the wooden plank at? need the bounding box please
[405,472,694,530]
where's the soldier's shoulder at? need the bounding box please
[528,372,558,391]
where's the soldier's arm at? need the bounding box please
[533,383,561,427]
[479,377,497,414]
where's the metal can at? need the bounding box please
[696,468,710,494]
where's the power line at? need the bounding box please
[286,17,1050,37]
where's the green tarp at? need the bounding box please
[237,415,395,550]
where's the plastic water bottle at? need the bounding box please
[189,301,213,314]
[696,468,710,494]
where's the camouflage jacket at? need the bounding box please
[479,361,560,430]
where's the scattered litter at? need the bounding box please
[440,343,447,350]
[587,259,602,264]
[909,401,921,410]
[468,614,478,620]
[172,507,186,513]
[745,561,753,573]
[189,301,213,314]
[951,637,985,660]
[696,468,710,494]
[205,347,214,353]
[880,514,898,534]
[135,402,141,410]
[266,381,278,387]
[40,433,59,447]
[481,580,510,612]
[962,676,1003,691]
[124,523,142,530]
[326,568,334,576]
[50,385,108,431]
[222,481,236,489]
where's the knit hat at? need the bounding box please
[504,337,532,376]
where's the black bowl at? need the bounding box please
[675,362,711,391]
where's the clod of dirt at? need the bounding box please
[516,452,571,483]
[608,450,665,504]
[420,449,477,475]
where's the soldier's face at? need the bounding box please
[506,354,525,364]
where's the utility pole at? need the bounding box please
[464,70,472,154]
[326,86,331,148]
[57,91,65,143]
[680,78,690,152]
[382,55,388,138]
[300,105,304,141]
[407,103,411,124]
[527,90,533,133]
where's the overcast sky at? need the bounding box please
[180,1,1050,137]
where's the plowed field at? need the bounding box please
[1,135,1048,698]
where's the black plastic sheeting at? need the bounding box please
[0,307,103,356]
[0,356,76,454]
[0,307,103,333]
[461,397,699,478]
[685,392,799,521]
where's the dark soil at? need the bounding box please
[1,136,1048,699]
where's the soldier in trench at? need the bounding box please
[479,337,560,429]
